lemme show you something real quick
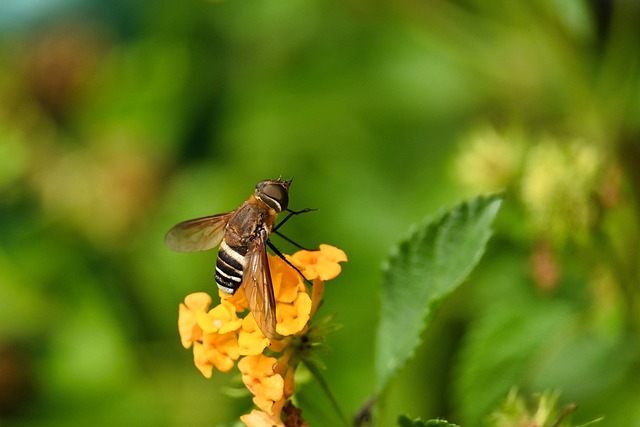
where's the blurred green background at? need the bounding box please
[1,0,639,426]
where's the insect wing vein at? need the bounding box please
[242,229,277,339]
[165,211,234,252]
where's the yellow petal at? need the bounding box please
[193,332,240,376]
[292,244,347,281]
[197,301,243,334]
[276,292,312,336]
[188,292,212,308]
[268,254,304,302]
[221,287,249,312]
[238,314,270,355]
[192,342,214,378]
[178,292,212,349]
[238,355,284,409]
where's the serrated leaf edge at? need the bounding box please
[376,194,503,391]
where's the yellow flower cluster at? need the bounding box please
[520,139,601,244]
[454,124,606,247]
[178,244,347,426]
[454,125,525,193]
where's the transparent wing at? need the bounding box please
[165,211,234,252]
[242,229,278,339]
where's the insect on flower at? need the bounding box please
[165,178,313,339]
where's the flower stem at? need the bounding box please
[302,359,350,426]
[309,278,325,319]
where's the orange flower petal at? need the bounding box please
[238,313,270,355]
[238,355,285,415]
[197,300,243,334]
[192,342,214,378]
[273,266,305,304]
[268,254,304,302]
[240,409,284,427]
[292,244,347,281]
[193,331,240,376]
[178,292,212,349]
[276,292,312,336]
[221,287,249,312]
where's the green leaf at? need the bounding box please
[398,414,460,427]
[375,194,502,391]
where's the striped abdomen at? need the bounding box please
[215,240,248,294]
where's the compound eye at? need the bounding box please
[259,183,289,212]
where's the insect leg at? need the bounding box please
[272,230,312,250]
[272,207,317,232]
[267,240,313,286]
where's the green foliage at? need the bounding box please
[451,256,575,425]
[486,389,602,427]
[398,415,459,427]
[376,195,502,391]
[1,1,640,426]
